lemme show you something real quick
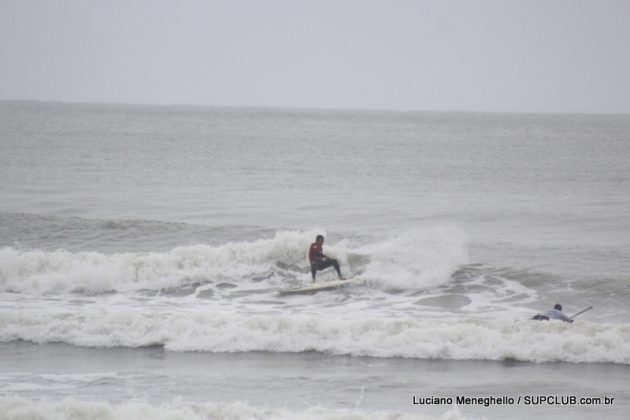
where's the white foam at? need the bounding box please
[0,396,470,420]
[357,226,469,290]
[0,230,320,294]
[1,307,628,364]
[0,227,468,294]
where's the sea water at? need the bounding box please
[1,101,629,419]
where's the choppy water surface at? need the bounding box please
[1,101,629,419]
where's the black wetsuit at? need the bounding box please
[310,258,341,279]
[309,241,342,280]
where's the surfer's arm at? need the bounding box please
[557,312,572,322]
[314,248,329,261]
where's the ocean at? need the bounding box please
[1,101,629,419]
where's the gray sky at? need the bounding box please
[1,0,629,113]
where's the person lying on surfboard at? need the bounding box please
[532,303,573,323]
[309,235,344,282]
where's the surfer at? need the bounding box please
[532,303,573,323]
[309,235,344,282]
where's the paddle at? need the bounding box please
[569,306,593,320]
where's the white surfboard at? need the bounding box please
[278,278,360,295]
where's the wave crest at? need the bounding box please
[0,227,468,294]
[2,310,627,364]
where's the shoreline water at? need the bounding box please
[1,342,629,419]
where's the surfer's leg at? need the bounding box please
[331,259,342,279]
[320,259,342,279]
[311,264,317,281]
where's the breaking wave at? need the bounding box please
[1,309,627,364]
[0,227,468,294]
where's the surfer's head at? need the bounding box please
[316,235,324,244]
[554,303,562,311]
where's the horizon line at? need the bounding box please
[2,98,629,117]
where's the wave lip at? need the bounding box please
[2,310,628,365]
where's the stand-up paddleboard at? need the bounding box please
[278,278,360,295]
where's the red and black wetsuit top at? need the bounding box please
[309,242,323,264]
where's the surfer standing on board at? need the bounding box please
[309,235,344,282]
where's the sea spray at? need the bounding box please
[358,226,469,290]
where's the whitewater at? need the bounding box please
[1,101,629,419]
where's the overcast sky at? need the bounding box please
[1,0,629,113]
